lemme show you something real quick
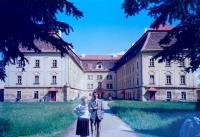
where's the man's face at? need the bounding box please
[93,93,98,99]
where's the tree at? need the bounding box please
[122,0,200,72]
[0,0,83,81]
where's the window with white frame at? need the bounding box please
[180,59,185,66]
[180,75,185,84]
[17,60,24,68]
[166,59,171,66]
[181,92,186,100]
[150,75,155,84]
[98,82,102,89]
[35,60,40,67]
[34,91,39,99]
[35,76,39,84]
[137,77,139,86]
[52,76,56,84]
[87,84,93,89]
[167,91,172,99]
[166,75,171,84]
[52,60,57,67]
[17,76,22,84]
[17,91,21,99]
[106,83,113,89]
[97,75,103,80]
[87,75,93,80]
[107,75,112,80]
[150,58,154,66]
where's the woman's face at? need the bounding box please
[82,98,88,104]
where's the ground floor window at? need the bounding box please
[167,91,171,99]
[181,92,186,100]
[34,91,39,99]
[17,91,21,99]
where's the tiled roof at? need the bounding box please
[78,55,122,60]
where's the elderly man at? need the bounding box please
[179,101,200,137]
[88,91,104,137]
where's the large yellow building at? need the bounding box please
[3,25,198,102]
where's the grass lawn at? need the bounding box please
[0,99,80,137]
[108,100,196,137]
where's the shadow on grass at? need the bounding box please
[0,118,11,136]
[134,116,187,137]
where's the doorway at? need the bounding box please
[150,91,155,101]
[51,91,56,101]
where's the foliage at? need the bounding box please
[109,100,195,137]
[121,0,200,72]
[0,0,83,81]
[0,100,79,137]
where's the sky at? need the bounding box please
[57,0,200,84]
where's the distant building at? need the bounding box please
[3,24,198,102]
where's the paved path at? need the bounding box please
[62,101,139,137]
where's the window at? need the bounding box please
[150,58,154,66]
[181,92,186,100]
[17,76,22,84]
[52,76,56,84]
[150,75,154,84]
[137,62,139,69]
[166,75,171,84]
[167,91,171,99]
[180,59,185,66]
[166,60,171,66]
[35,60,40,67]
[17,91,21,99]
[52,60,57,67]
[180,75,185,84]
[107,75,112,80]
[17,60,24,68]
[87,75,93,80]
[35,76,39,84]
[137,77,139,86]
[97,75,102,80]
[133,64,134,71]
[87,84,93,89]
[106,84,113,89]
[98,82,102,89]
[34,91,39,99]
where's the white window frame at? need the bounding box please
[35,60,40,67]
[181,92,186,100]
[150,58,154,66]
[52,60,57,67]
[150,75,155,84]
[180,75,185,84]
[166,75,171,84]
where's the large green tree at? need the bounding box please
[0,0,83,81]
[122,0,200,72]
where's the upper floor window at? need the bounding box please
[107,75,112,80]
[98,82,102,89]
[34,91,39,99]
[17,60,24,68]
[17,76,22,84]
[137,62,139,69]
[166,75,171,84]
[180,59,185,66]
[150,58,154,66]
[180,75,185,84]
[87,84,93,89]
[150,75,155,84]
[106,83,113,89]
[35,76,39,84]
[166,60,171,66]
[87,75,93,80]
[17,91,21,99]
[97,75,103,80]
[52,60,57,67]
[181,92,186,100]
[52,76,56,84]
[35,60,40,67]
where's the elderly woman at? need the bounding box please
[74,96,90,137]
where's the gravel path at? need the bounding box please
[62,101,139,137]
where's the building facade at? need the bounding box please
[3,25,198,102]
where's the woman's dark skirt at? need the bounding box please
[76,117,89,136]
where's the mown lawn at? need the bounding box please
[0,99,79,137]
[108,100,196,137]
